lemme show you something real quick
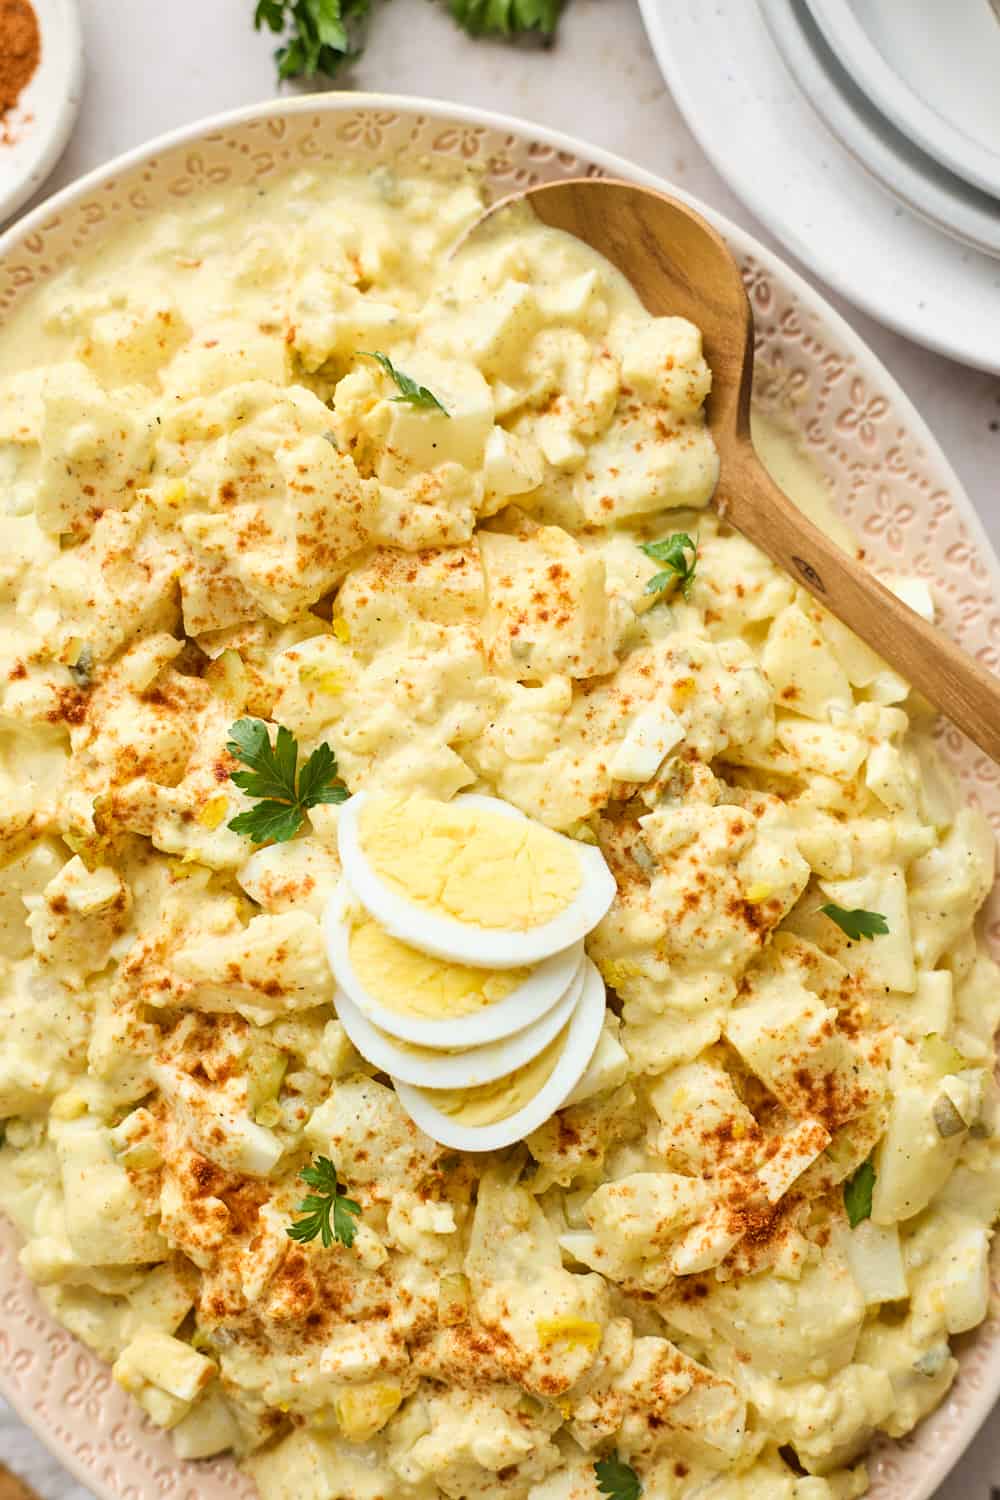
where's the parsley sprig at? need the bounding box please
[844,1158,876,1228]
[594,1454,642,1500]
[821,905,889,942]
[449,0,562,38]
[287,1156,362,1248]
[640,532,698,600]
[254,0,369,78]
[226,718,349,845]
[255,0,564,79]
[362,351,449,414]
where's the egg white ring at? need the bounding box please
[337,791,617,970]
[393,958,607,1152]
[322,882,585,1049]
[333,959,585,1089]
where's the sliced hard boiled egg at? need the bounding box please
[332,959,585,1089]
[393,958,607,1151]
[322,883,584,1049]
[337,791,616,969]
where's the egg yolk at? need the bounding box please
[349,915,528,1018]
[358,795,582,931]
[420,1022,569,1126]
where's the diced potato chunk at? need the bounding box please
[114,1328,216,1430]
[479,525,617,681]
[762,604,852,720]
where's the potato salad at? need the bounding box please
[0,163,997,1500]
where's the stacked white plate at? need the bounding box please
[759,0,1000,257]
[637,0,1000,370]
[805,0,1000,201]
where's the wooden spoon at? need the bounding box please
[0,1462,42,1500]
[466,178,1000,761]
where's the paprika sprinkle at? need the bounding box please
[0,0,40,125]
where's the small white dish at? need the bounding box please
[805,0,1000,202]
[394,958,607,1151]
[333,959,584,1089]
[759,0,1000,258]
[638,0,1000,371]
[0,0,83,224]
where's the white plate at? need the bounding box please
[1,93,1000,1500]
[0,0,83,224]
[760,0,1000,257]
[638,0,1000,371]
[805,0,1000,201]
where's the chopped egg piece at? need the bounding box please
[887,575,935,623]
[609,706,685,782]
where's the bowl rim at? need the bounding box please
[1,90,998,1500]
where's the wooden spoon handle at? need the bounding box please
[718,445,1000,761]
[0,1463,43,1500]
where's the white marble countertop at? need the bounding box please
[2,0,998,1494]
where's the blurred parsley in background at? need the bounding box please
[254,0,565,81]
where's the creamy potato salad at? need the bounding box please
[0,163,997,1500]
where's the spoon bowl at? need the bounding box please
[465,178,1000,761]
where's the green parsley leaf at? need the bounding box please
[228,719,299,803]
[820,904,889,942]
[228,801,305,846]
[362,351,449,414]
[296,740,351,807]
[333,1193,364,1246]
[448,0,562,38]
[254,0,285,28]
[226,717,349,845]
[844,1158,876,1228]
[640,532,698,600]
[594,1453,643,1500]
[255,0,569,77]
[287,1156,362,1248]
[254,0,368,81]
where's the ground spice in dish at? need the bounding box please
[0,0,40,121]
